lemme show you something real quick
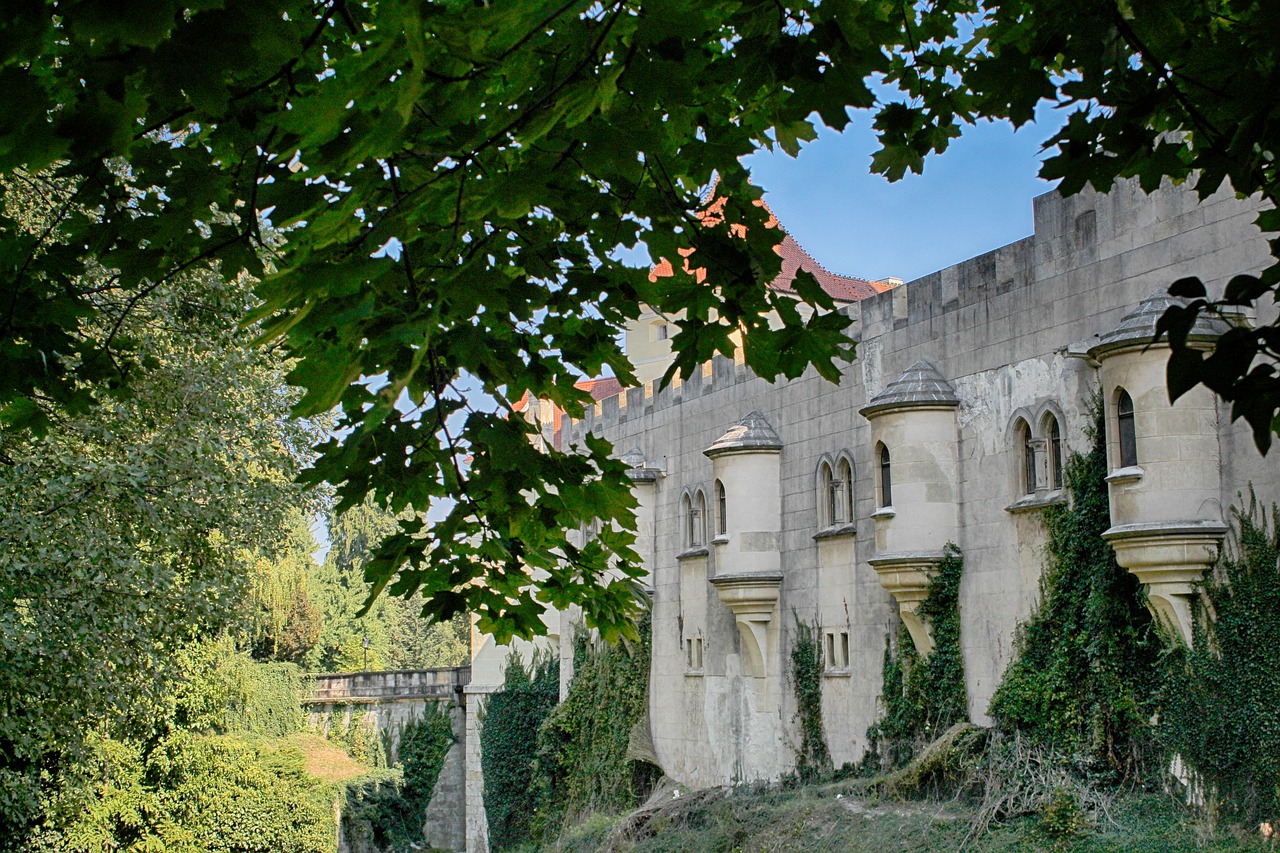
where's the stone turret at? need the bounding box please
[1089,291,1231,644]
[703,411,784,679]
[621,447,662,592]
[859,361,961,655]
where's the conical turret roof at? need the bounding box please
[860,361,958,417]
[704,410,783,457]
[1090,290,1230,356]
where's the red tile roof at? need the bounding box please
[514,377,624,450]
[648,192,893,303]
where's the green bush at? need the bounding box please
[482,649,560,851]
[1160,493,1280,826]
[529,616,658,842]
[865,544,967,769]
[988,406,1158,774]
[31,731,333,853]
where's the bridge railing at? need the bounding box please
[305,666,471,703]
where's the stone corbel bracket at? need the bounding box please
[1103,521,1226,646]
[868,551,946,657]
[709,572,783,678]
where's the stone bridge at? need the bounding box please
[304,666,472,853]
[306,665,471,705]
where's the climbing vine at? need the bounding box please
[481,649,560,851]
[789,616,831,782]
[341,704,456,851]
[988,405,1158,774]
[1159,493,1280,825]
[865,544,967,769]
[529,614,658,843]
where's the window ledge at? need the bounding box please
[676,546,709,560]
[1105,466,1144,485]
[871,507,896,520]
[711,534,730,545]
[684,670,704,678]
[1005,491,1068,514]
[813,522,857,541]
[822,669,851,678]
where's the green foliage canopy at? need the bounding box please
[0,266,320,830]
[3,0,1278,644]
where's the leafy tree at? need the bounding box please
[246,509,325,664]
[0,263,321,837]
[308,498,469,672]
[2,1,1277,644]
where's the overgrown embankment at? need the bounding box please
[482,617,660,851]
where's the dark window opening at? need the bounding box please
[1117,390,1138,468]
[878,444,893,508]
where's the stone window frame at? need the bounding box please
[1006,403,1069,512]
[823,629,850,674]
[875,442,893,510]
[681,487,708,548]
[1116,387,1138,469]
[714,479,727,537]
[1041,410,1064,491]
[814,451,856,532]
[1015,416,1037,495]
[684,634,705,673]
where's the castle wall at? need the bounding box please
[552,179,1278,786]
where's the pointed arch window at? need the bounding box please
[1046,415,1063,489]
[834,457,853,524]
[1018,419,1036,495]
[876,443,893,509]
[714,479,727,536]
[1117,389,1138,468]
[817,460,835,526]
[691,490,707,546]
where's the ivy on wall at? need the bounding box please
[481,649,560,851]
[341,704,456,851]
[529,614,658,843]
[987,407,1158,774]
[865,544,967,769]
[789,616,831,782]
[1159,494,1280,825]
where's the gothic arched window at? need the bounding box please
[1117,389,1138,468]
[714,479,727,536]
[876,443,893,509]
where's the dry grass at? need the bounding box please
[282,732,370,783]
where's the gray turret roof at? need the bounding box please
[1091,290,1231,356]
[859,361,958,417]
[704,411,783,457]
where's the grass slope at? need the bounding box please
[551,782,1270,853]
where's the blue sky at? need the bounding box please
[743,109,1061,284]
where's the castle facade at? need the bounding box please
[463,179,1280,851]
